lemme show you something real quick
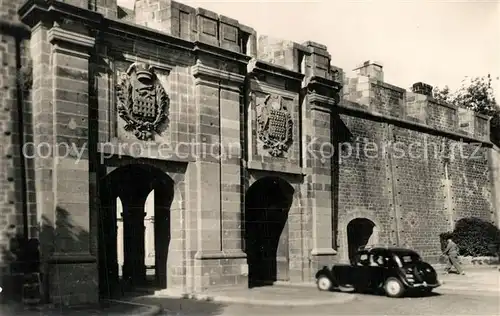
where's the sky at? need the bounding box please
[118,0,500,100]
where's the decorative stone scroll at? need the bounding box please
[256,94,293,157]
[116,62,169,141]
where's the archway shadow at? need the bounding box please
[347,218,375,263]
[0,207,90,304]
[98,164,174,299]
[244,177,294,288]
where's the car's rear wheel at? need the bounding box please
[317,275,333,291]
[384,277,405,298]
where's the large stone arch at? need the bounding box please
[97,161,185,298]
[338,210,382,263]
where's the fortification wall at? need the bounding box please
[0,0,497,304]
[336,63,493,262]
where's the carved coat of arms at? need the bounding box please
[256,94,293,157]
[116,62,169,141]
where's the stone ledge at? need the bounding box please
[98,143,197,163]
[194,250,247,260]
[247,59,305,83]
[48,26,96,49]
[193,41,251,65]
[191,61,246,85]
[309,94,336,110]
[311,248,337,256]
[370,78,406,94]
[247,160,303,175]
[339,99,493,145]
[19,0,104,28]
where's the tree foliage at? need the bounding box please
[433,74,499,116]
[440,217,500,257]
[433,75,500,145]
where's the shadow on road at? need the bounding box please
[130,296,227,316]
[405,291,441,298]
[330,287,442,299]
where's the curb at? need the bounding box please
[437,287,500,297]
[104,299,162,316]
[433,264,499,271]
[273,281,316,288]
[154,290,356,307]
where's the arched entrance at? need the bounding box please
[244,176,294,288]
[98,164,174,298]
[347,218,376,262]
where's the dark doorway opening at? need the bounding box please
[244,177,294,288]
[98,164,174,298]
[347,218,375,263]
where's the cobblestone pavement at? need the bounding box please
[133,287,499,316]
[0,300,160,316]
[439,268,500,293]
[1,267,497,316]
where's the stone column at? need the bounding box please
[30,19,97,304]
[219,78,247,286]
[190,58,246,290]
[305,89,339,268]
[307,106,336,256]
[190,62,223,293]
[192,73,222,257]
[301,42,341,272]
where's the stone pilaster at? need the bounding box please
[48,21,97,305]
[190,54,248,291]
[302,42,342,274]
[304,76,341,271]
[20,0,99,302]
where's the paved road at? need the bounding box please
[135,288,500,316]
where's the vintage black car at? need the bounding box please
[315,246,441,298]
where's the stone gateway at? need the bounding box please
[0,0,498,306]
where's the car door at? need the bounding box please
[350,252,372,289]
[368,253,389,288]
[354,252,389,290]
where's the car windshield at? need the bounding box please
[393,252,421,267]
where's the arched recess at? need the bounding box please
[338,212,381,263]
[347,218,376,262]
[244,176,295,288]
[98,163,174,298]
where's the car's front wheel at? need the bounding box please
[384,277,405,298]
[317,275,333,291]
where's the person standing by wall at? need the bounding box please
[443,237,466,275]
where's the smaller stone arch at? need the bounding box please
[244,176,295,287]
[338,211,382,263]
